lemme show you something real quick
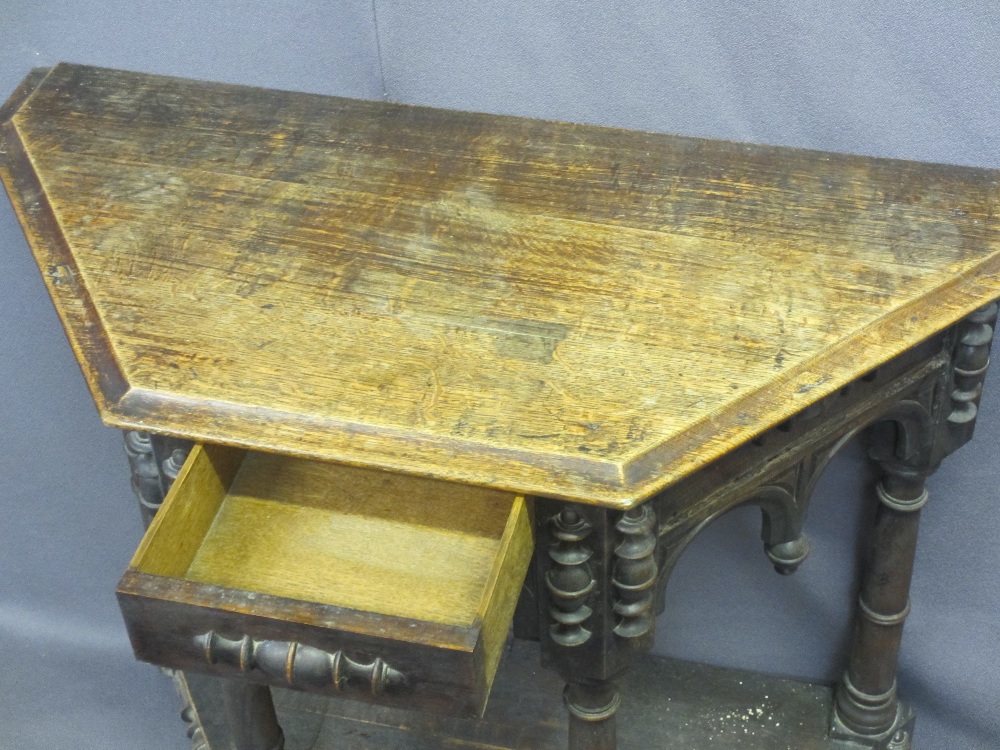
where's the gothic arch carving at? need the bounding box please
[651,393,936,616]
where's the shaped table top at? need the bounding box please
[2,64,999,507]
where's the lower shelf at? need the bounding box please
[179,640,891,749]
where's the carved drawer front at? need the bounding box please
[117,444,533,717]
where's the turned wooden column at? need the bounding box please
[565,680,621,750]
[123,430,195,526]
[833,460,926,747]
[538,501,657,750]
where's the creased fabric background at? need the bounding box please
[1,3,998,748]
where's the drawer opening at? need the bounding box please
[118,444,534,717]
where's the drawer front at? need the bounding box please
[117,444,534,717]
[118,573,482,714]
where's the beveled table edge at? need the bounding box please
[4,65,1000,508]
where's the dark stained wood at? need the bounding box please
[528,316,987,750]
[220,680,285,750]
[215,641,886,750]
[4,64,1000,506]
[832,464,926,745]
[6,66,1000,750]
[169,671,211,750]
[117,444,534,718]
[123,429,193,526]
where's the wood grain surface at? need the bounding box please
[129,443,242,578]
[121,444,533,715]
[3,64,1000,506]
[134,445,529,628]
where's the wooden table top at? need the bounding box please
[2,64,999,507]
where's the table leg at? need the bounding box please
[124,430,285,750]
[537,501,657,750]
[565,680,620,750]
[221,681,285,750]
[831,461,926,749]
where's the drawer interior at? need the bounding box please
[122,444,533,715]
[137,448,521,625]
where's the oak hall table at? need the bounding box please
[2,64,999,750]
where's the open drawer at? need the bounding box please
[117,444,534,717]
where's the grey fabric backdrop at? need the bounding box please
[0,3,997,749]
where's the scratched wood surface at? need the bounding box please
[2,64,1000,506]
